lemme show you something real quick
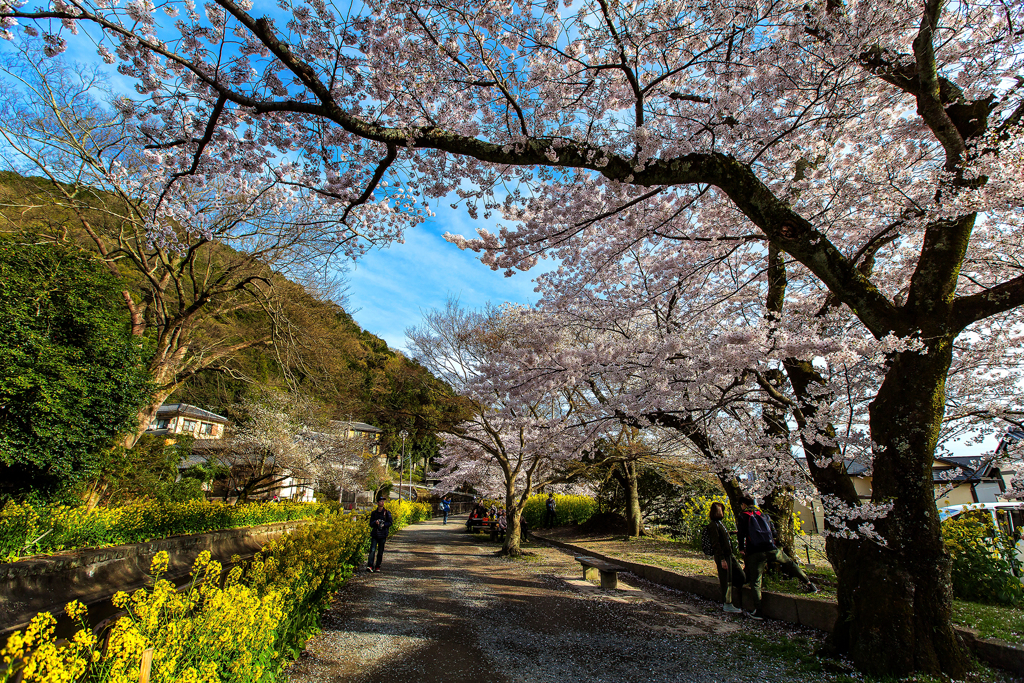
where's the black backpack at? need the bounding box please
[700,524,715,556]
[744,510,776,551]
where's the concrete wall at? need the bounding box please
[0,520,306,636]
[936,483,977,508]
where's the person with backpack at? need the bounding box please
[737,495,818,620]
[544,493,557,528]
[706,502,745,613]
[440,496,451,525]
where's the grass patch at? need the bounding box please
[736,631,861,682]
[762,572,838,599]
[953,600,1024,644]
[737,631,1015,683]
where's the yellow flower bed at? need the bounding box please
[522,494,597,529]
[382,500,432,535]
[1,511,369,683]
[1,499,331,562]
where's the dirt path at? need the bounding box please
[286,516,827,683]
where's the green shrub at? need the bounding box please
[0,499,332,561]
[522,494,597,529]
[942,511,1024,607]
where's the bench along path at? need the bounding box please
[286,517,830,683]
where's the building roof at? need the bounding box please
[844,460,871,477]
[155,403,229,424]
[933,456,999,482]
[328,420,383,434]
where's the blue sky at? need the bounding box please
[0,31,543,355]
[342,202,546,352]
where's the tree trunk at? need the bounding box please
[760,487,796,559]
[612,461,644,537]
[502,501,523,557]
[126,383,179,448]
[786,349,968,676]
[716,473,744,523]
[81,480,108,512]
[836,343,967,676]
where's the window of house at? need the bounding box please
[201,422,214,435]
[182,419,198,432]
[151,418,170,430]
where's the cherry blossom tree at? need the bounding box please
[0,43,396,444]
[409,300,600,555]
[4,0,1024,673]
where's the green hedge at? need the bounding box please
[0,499,331,561]
[522,494,597,529]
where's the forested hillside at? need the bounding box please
[0,171,465,498]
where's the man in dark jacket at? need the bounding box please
[737,495,817,619]
[544,493,557,528]
[367,497,393,573]
[707,502,745,613]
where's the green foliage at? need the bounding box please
[521,494,597,529]
[678,495,736,549]
[0,499,331,561]
[0,239,152,499]
[942,511,1024,607]
[91,434,221,506]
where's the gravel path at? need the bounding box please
[286,516,835,683]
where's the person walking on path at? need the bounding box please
[708,502,745,614]
[737,495,817,620]
[440,496,451,525]
[367,498,393,573]
[544,493,557,528]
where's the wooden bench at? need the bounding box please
[466,516,489,532]
[574,555,626,590]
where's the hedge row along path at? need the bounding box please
[287,516,837,683]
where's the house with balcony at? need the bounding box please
[147,403,229,439]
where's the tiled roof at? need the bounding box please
[156,403,229,423]
[327,420,383,434]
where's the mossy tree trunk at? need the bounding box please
[612,460,644,537]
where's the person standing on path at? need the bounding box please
[440,496,451,525]
[737,495,817,619]
[544,493,557,528]
[367,498,393,573]
[708,502,745,614]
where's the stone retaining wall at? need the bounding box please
[0,519,307,635]
[534,533,1024,676]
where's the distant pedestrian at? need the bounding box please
[544,493,557,528]
[707,502,745,614]
[440,496,451,525]
[367,497,393,573]
[737,495,817,620]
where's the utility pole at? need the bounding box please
[400,430,409,501]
